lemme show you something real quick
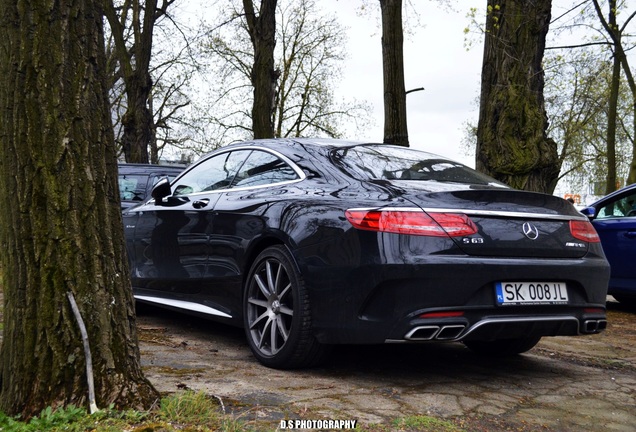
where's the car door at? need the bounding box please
[591,189,636,295]
[126,150,251,299]
[203,149,304,314]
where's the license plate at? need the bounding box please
[495,282,568,305]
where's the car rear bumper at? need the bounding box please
[303,255,610,345]
[387,311,607,344]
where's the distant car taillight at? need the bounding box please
[569,220,601,243]
[344,209,478,237]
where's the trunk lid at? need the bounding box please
[394,184,589,258]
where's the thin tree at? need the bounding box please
[243,0,278,138]
[273,0,368,138]
[591,0,636,190]
[380,0,409,146]
[104,0,176,163]
[543,50,629,196]
[105,0,205,164]
[200,0,370,145]
[0,0,159,417]
[476,0,559,193]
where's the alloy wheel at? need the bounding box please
[246,257,294,357]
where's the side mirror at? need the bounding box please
[151,177,172,203]
[579,207,596,220]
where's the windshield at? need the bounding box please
[332,145,507,186]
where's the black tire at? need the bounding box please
[463,336,542,357]
[243,245,327,369]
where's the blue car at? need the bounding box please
[582,183,636,306]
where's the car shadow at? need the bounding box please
[136,301,559,377]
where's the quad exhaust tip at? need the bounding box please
[584,319,607,333]
[402,317,605,342]
[405,325,466,341]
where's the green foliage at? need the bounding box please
[0,411,22,431]
[392,415,464,431]
[0,404,150,432]
[0,392,251,431]
[463,7,485,50]
[0,390,472,431]
[158,391,224,425]
[486,4,502,31]
[0,405,87,431]
[26,405,87,430]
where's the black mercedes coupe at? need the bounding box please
[123,138,610,368]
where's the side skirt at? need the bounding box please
[135,295,233,319]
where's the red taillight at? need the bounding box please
[428,213,478,236]
[569,220,601,243]
[344,209,478,237]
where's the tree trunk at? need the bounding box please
[606,53,620,193]
[476,0,558,193]
[121,76,155,164]
[0,0,158,417]
[244,0,278,139]
[629,122,636,185]
[380,0,409,147]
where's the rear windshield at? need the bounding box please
[332,145,506,186]
[119,174,148,202]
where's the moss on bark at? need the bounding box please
[476,0,559,193]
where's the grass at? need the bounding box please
[391,415,464,432]
[325,415,466,432]
[0,394,469,431]
[0,391,255,432]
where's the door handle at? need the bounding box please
[624,230,636,239]
[192,199,210,209]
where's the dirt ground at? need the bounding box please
[136,297,636,431]
[0,289,634,431]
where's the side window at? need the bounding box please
[172,150,250,196]
[148,175,162,190]
[119,174,147,201]
[597,193,636,218]
[233,150,299,188]
[148,173,179,190]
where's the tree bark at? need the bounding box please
[121,75,155,164]
[476,0,559,193]
[243,0,278,139]
[0,0,159,417]
[380,0,409,147]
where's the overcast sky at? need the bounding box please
[322,1,483,168]
[179,1,484,166]
[180,1,597,173]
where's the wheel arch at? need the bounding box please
[241,234,302,289]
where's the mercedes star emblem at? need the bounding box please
[522,222,539,240]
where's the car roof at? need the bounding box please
[192,138,367,164]
[220,137,367,151]
[118,163,186,172]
